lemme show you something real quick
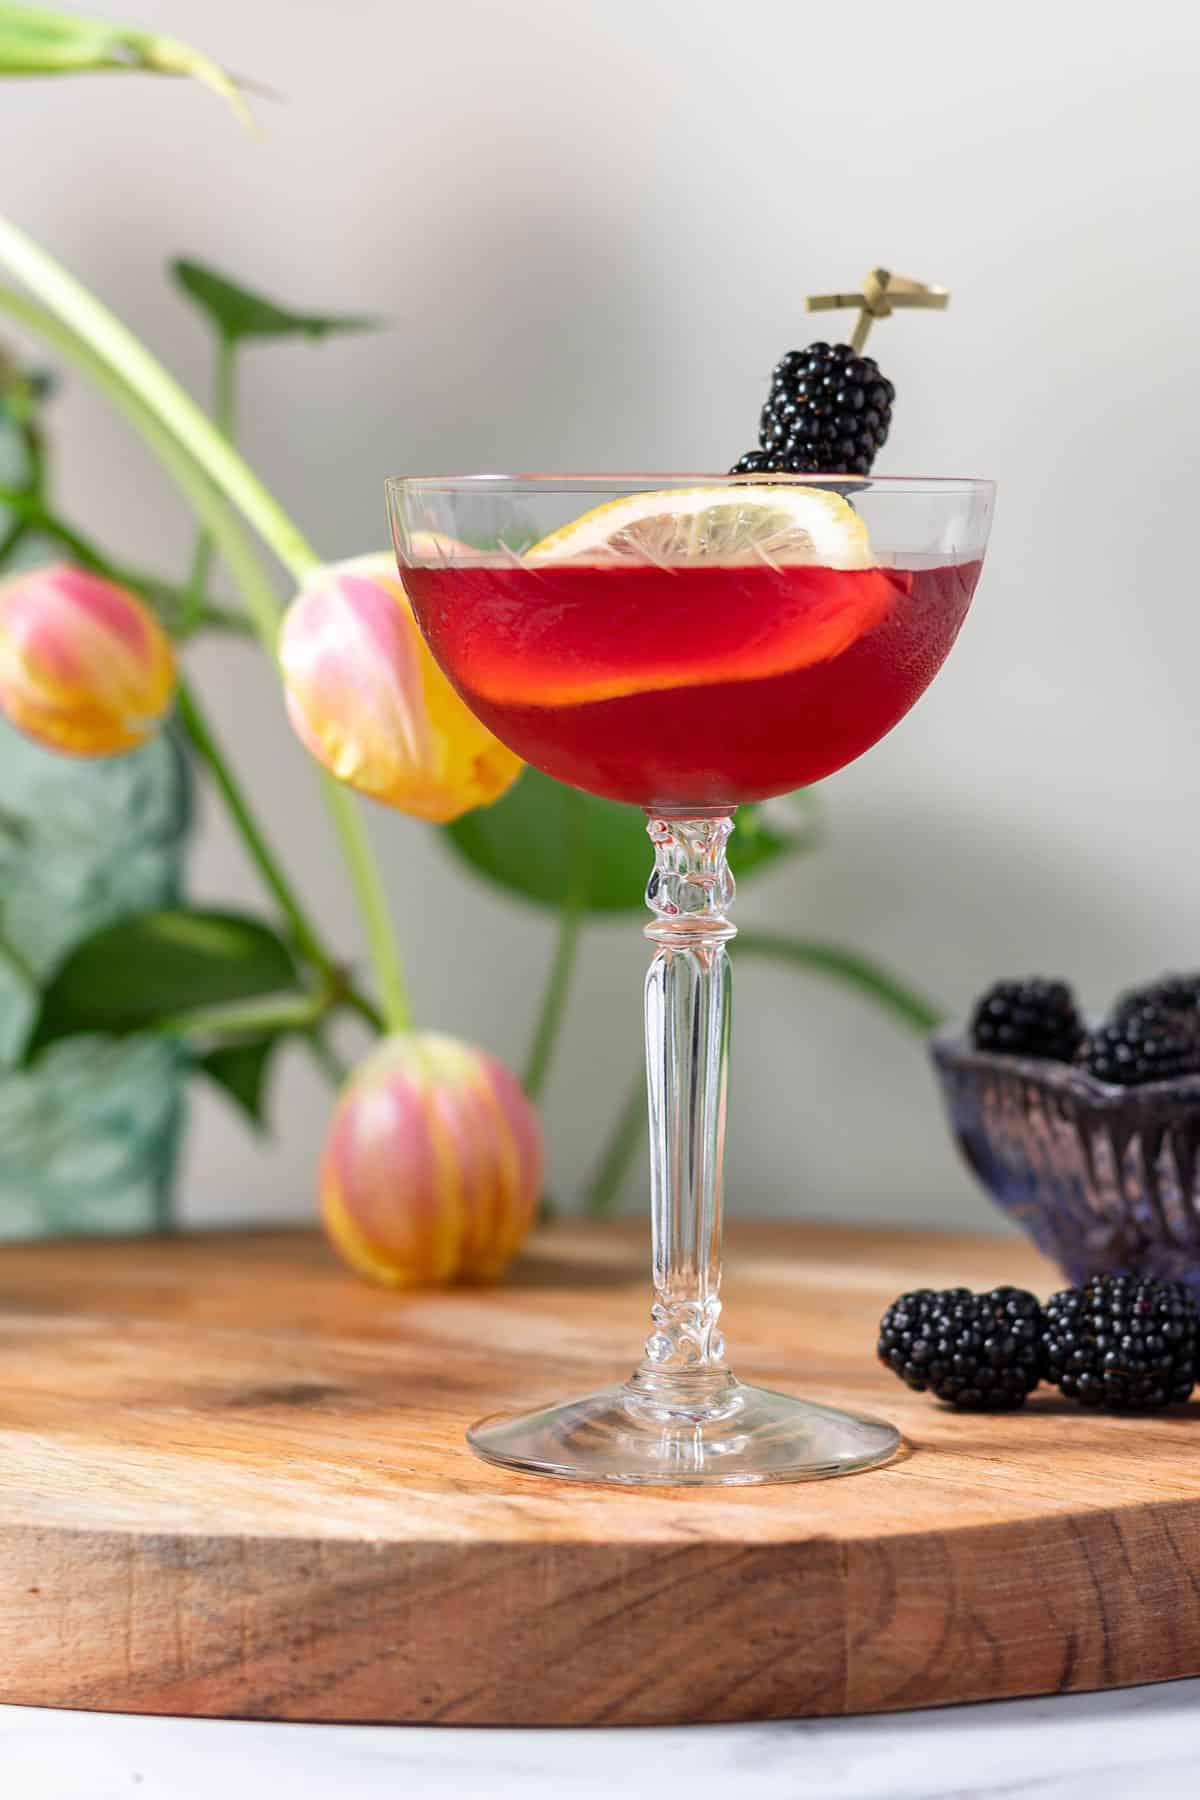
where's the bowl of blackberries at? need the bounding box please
[932,974,1200,1309]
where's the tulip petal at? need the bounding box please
[458,1051,543,1280]
[280,553,522,823]
[0,564,175,756]
[320,1032,543,1288]
[321,1064,461,1287]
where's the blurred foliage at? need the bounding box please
[0,1033,183,1237]
[172,259,380,346]
[0,715,190,1016]
[0,366,194,1234]
[0,3,253,128]
[196,1034,282,1127]
[31,907,299,1048]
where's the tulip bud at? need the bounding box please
[279,553,522,824]
[0,563,175,756]
[320,1033,543,1287]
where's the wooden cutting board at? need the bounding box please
[1,1219,1198,1727]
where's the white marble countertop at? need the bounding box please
[4,1682,1198,1800]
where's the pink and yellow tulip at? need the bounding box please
[0,562,175,756]
[279,553,522,824]
[320,1032,543,1287]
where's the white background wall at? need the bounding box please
[3,0,1199,1233]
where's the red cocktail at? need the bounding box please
[403,556,980,809]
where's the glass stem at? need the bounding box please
[634,813,736,1402]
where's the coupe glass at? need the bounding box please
[387,473,994,1485]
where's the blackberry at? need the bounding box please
[1041,1275,1197,1411]
[969,978,1083,1061]
[1077,1006,1200,1086]
[877,1285,1043,1410]
[729,450,775,475]
[1113,972,1200,1026]
[730,341,894,477]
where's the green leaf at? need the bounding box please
[171,259,381,345]
[30,907,300,1049]
[197,1033,282,1129]
[0,4,254,130]
[442,767,819,914]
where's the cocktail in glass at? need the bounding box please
[387,474,994,1484]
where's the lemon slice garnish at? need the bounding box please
[446,484,891,709]
[525,484,872,568]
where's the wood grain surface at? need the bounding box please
[1,1220,1199,1725]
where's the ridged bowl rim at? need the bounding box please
[930,1027,1200,1107]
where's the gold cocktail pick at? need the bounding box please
[805,268,949,354]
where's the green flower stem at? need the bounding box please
[0,281,412,1034]
[0,484,117,566]
[583,1068,646,1217]
[522,896,583,1099]
[185,333,236,607]
[0,513,26,563]
[733,931,944,1034]
[307,1031,349,1087]
[168,338,401,1040]
[523,787,589,1099]
[174,677,384,1034]
[0,484,252,635]
[582,932,943,1216]
[322,786,411,1035]
[0,215,316,578]
[175,598,253,638]
[22,418,44,497]
[154,986,335,1041]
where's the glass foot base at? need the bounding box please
[468,1372,902,1486]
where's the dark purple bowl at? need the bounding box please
[931,1031,1200,1305]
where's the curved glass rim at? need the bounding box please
[386,472,995,497]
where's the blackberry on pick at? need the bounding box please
[1077,1005,1200,1086]
[969,978,1083,1062]
[877,1285,1043,1410]
[1041,1275,1197,1411]
[1113,972,1200,1027]
[731,341,894,478]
